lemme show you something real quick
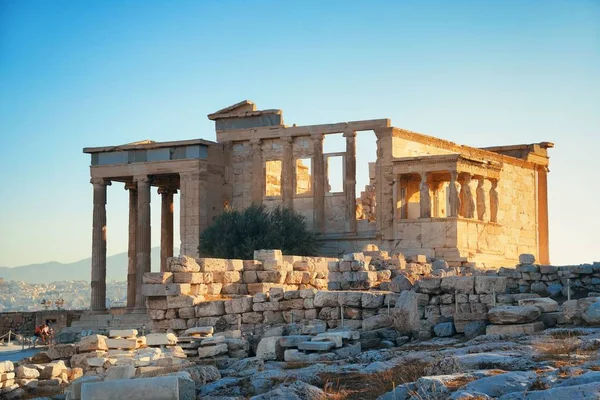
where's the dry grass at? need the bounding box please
[443,375,476,390]
[529,378,550,391]
[557,367,585,379]
[533,335,581,361]
[548,330,585,339]
[282,361,311,370]
[318,361,429,400]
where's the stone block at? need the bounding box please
[106,338,139,350]
[146,297,168,310]
[519,254,536,265]
[298,341,335,351]
[242,312,263,324]
[243,271,258,283]
[167,295,203,309]
[440,276,474,294]
[15,366,39,379]
[416,278,442,294]
[252,301,280,312]
[183,326,214,337]
[105,365,135,381]
[243,260,262,271]
[314,291,339,307]
[224,296,253,314]
[257,270,285,283]
[486,321,545,335]
[80,375,195,400]
[517,297,559,313]
[78,335,108,352]
[143,272,174,284]
[47,343,77,359]
[487,306,541,325]
[279,335,313,347]
[197,343,228,358]
[142,283,191,297]
[146,333,177,346]
[195,300,225,317]
[474,276,507,294]
[256,336,283,360]
[196,257,228,272]
[168,256,200,272]
[41,361,67,379]
[254,249,283,262]
[173,272,208,284]
[362,292,385,308]
[109,329,138,338]
[0,361,13,374]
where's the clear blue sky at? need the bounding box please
[0,0,598,268]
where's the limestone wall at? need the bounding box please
[0,310,85,337]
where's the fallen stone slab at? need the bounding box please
[81,375,195,400]
[284,349,336,363]
[201,336,225,346]
[146,333,178,346]
[311,334,342,348]
[183,326,214,337]
[488,306,541,325]
[105,338,139,350]
[256,336,283,360]
[109,329,138,338]
[517,298,559,313]
[198,343,228,358]
[279,335,313,348]
[298,341,335,351]
[105,365,135,381]
[486,321,545,335]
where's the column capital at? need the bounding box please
[281,136,293,145]
[343,130,357,138]
[250,138,261,147]
[450,170,459,181]
[310,132,324,142]
[374,128,393,139]
[90,178,111,188]
[134,175,151,185]
[124,182,137,191]
[157,187,178,195]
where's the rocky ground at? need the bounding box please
[192,326,600,399]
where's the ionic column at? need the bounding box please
[159,187,176,272]
[251,139,263,204]
[419,172,431,218]
[134,175,151,312]
[344,130,357,233]
[312,133,325,233]
[281,136,294,209]
[476,177,487,221]
[125,182,137,311]
[90,178,111,313]
[490,179,499,223]
[448,171,461,217]
[459,174,475,219]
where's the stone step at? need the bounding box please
[297,341,335,351]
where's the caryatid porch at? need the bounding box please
[391,154,504,265]
[84,140,225,314]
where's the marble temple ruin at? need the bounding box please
[83,100,553,313]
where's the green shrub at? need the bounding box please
[198,204,319,259]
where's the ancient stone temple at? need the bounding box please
[83,100,552,312]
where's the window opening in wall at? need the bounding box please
[295,158,312,195]
[265,160,282,197]
[323,133,345,153]
[355,130,377,222]
[326,155,344,193]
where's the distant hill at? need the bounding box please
[0,247,178,284]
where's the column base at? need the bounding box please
[131,307,147,314]
[90,308,108,315]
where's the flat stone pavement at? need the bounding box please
[0,343,44,362]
